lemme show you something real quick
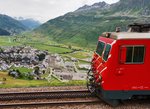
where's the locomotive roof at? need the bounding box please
[102,32,150,40]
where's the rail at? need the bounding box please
[0,100,101,108]
[0,90,94,100]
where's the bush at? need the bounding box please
[8,69,34,80]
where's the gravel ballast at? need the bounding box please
[0,86,87,93]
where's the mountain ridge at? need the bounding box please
[75,1,110,12]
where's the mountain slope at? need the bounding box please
[17,18,41,30]
[111,0,150,15]
[35,0,150,48]
[0,28,10,35]
[0,14,28,35]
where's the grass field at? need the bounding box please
[68,51,92,59]
[27,43,72,54]
[0,36,73,54]
[0,36,21,46]
[0,72,86,88]
[11,67,33,74]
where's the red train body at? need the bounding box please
[87,24,150,106]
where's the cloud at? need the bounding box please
[0,0,119,22]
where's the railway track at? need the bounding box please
[0,100,101,108]
[0,89,100,108]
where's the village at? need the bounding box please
[0,46,89,82]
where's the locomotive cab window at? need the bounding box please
[120,46,145,64]
[103,44,111,61]
[96,41,105,56]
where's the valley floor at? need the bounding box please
[0,35,92,88]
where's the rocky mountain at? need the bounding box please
[0,14,28,35]
[17,18,41,30]
[35,0,150,48]
[76,1,110,12]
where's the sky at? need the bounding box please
[0,0,119,23]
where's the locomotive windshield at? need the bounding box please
[103,44,111,61]
[96,41,105,56]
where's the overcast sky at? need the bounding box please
[0,0,119,23]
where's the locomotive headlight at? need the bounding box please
[89,76,94,81]
[95,70,98,74]
[99,75,102,81]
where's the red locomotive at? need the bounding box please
[87,23,150,106]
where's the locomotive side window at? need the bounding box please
[96,41,105,56]
[103,44,111,61]
[133,46,145,62]
[126,46,145,63]
[126,47,133,62]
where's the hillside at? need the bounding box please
[34,0,150,48]
[0,14,28,35]
[0,28,10,35]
